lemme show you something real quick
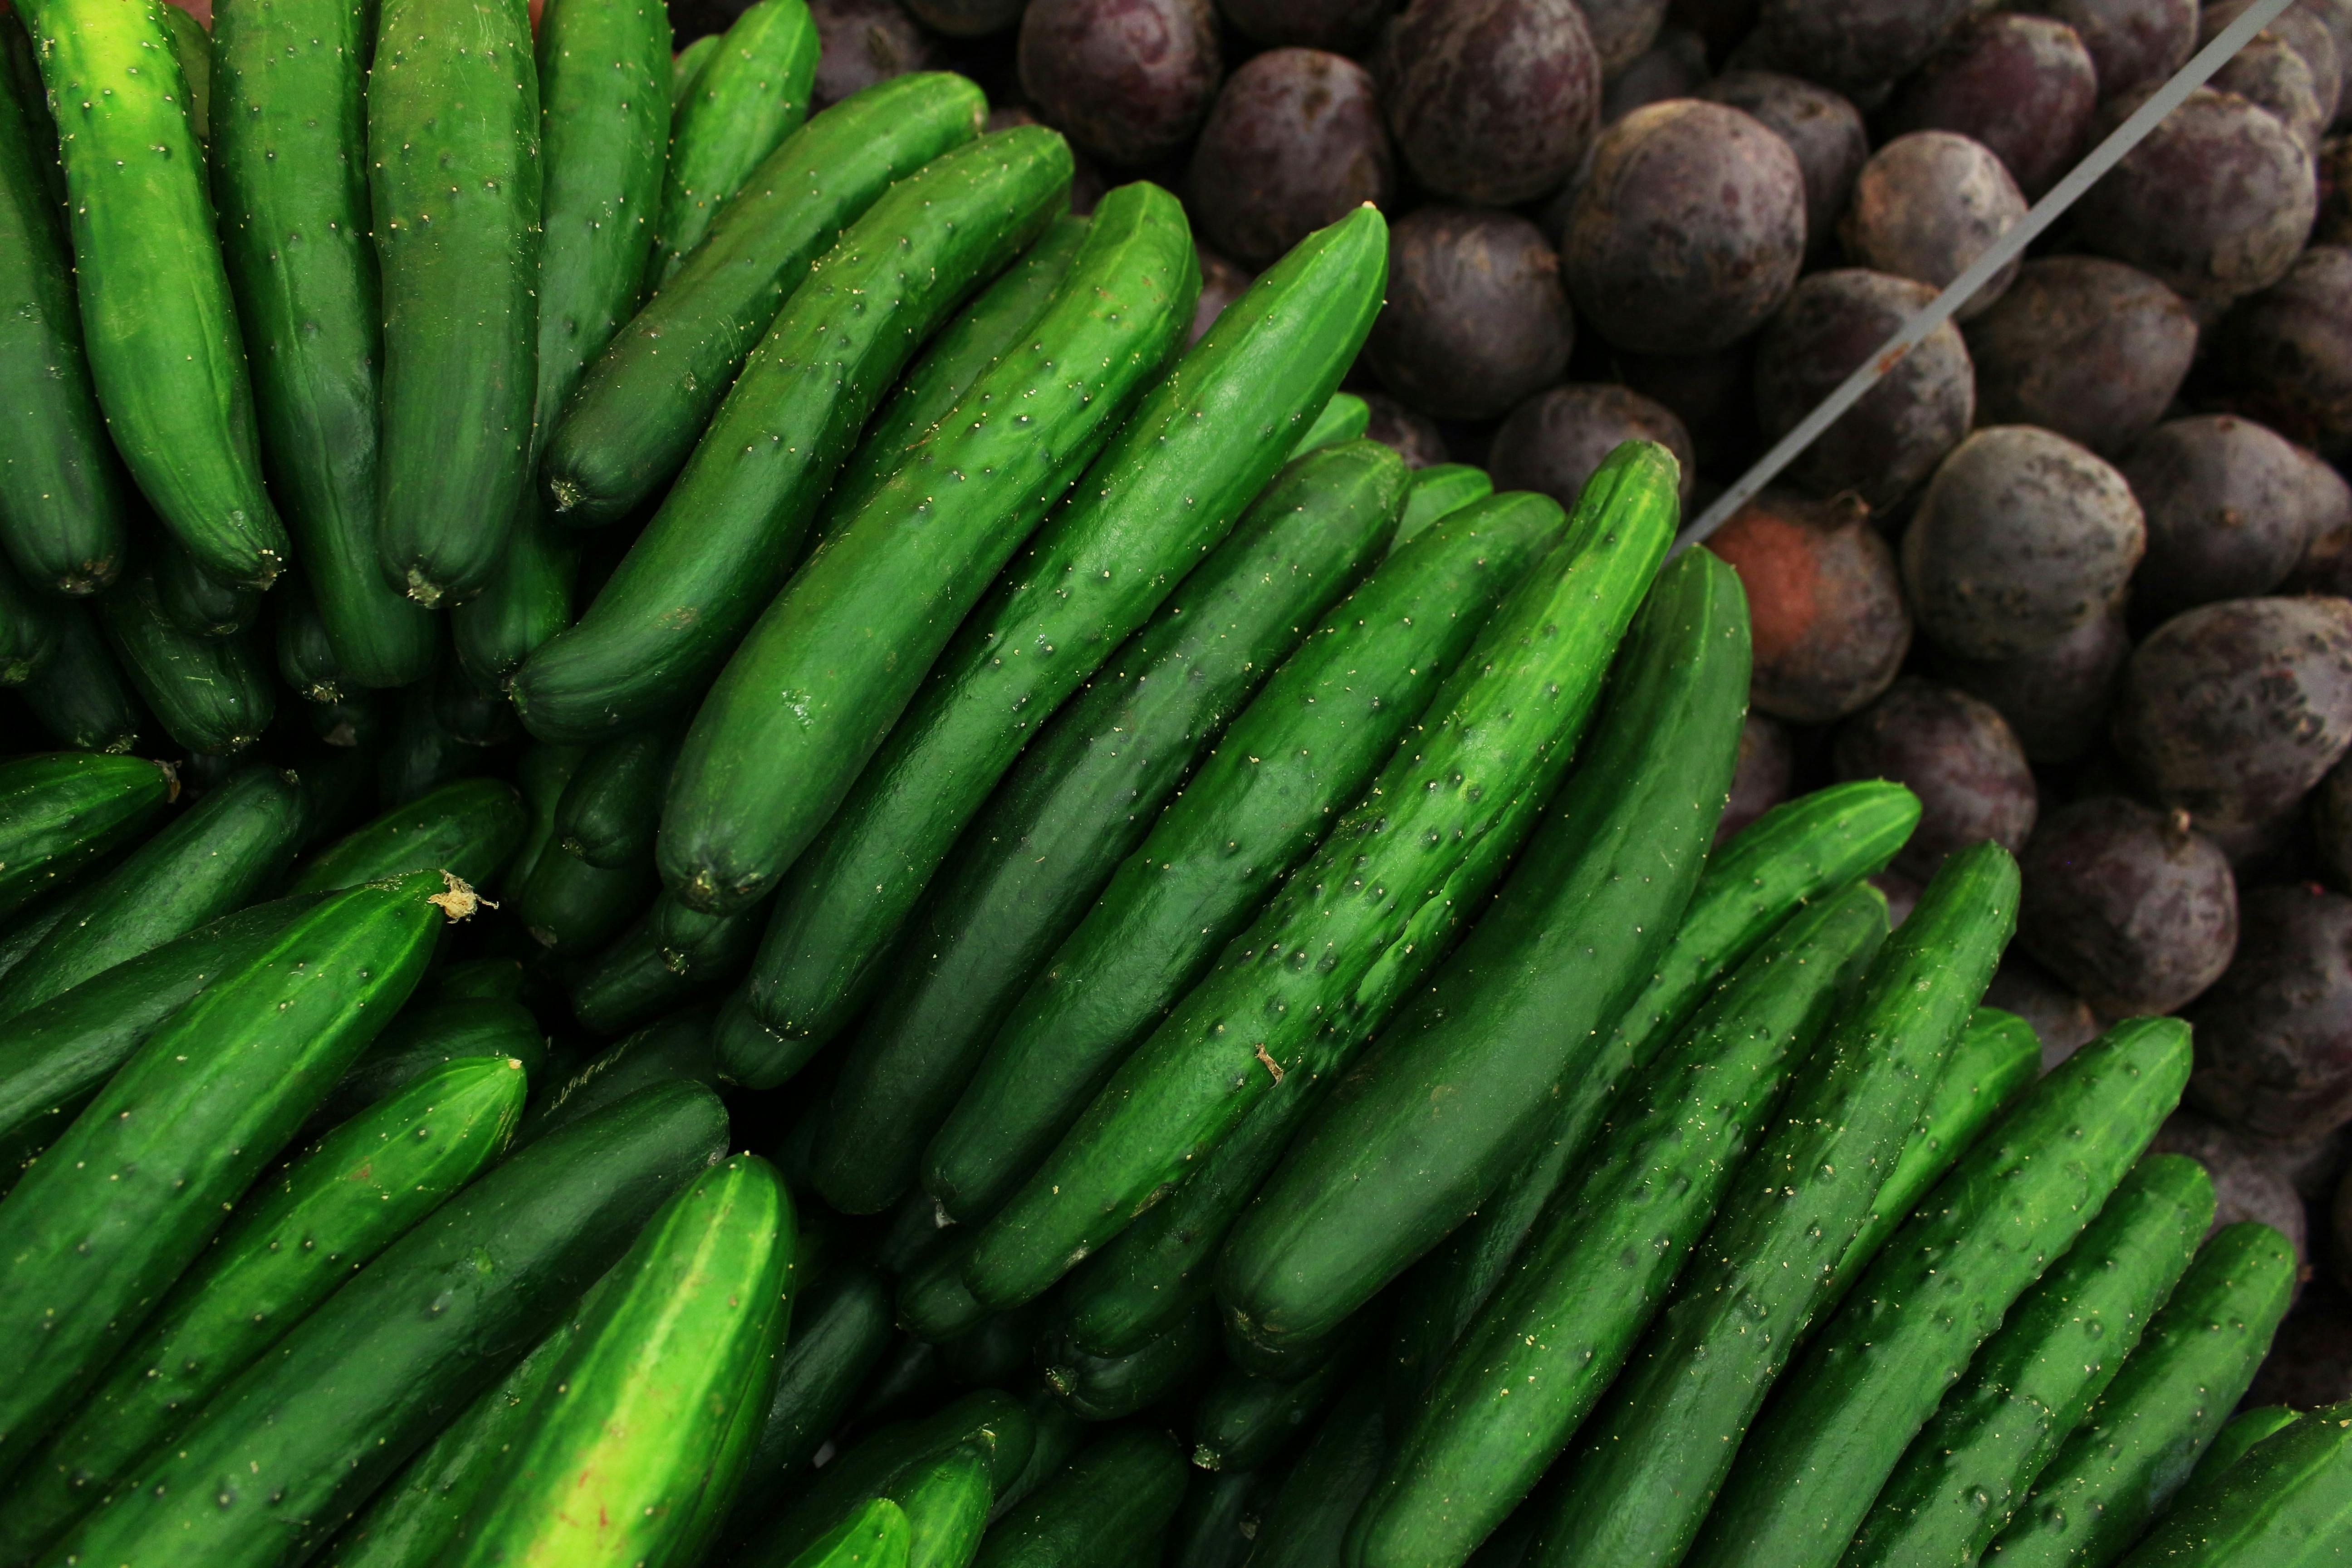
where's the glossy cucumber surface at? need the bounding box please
[289,776,529,893]
[1040,1302,1217,1422]
[725,1260,899,1533]
[882,1441,994,1568]
[20,607,147,754]
[1392,464,1490,553]
[970,1426,1188,1568]
[646,0,818,285]
[99,566,276,755]
[2116,1395,2352,1568]
[0,749,173,920]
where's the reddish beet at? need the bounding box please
[1215,0,1388,50]
[1377,0,1603,205]
[2189,884,2352,1142]
[1017,0,1222,165]
[1888,13,2097,199]
[2154,1108,2313,1276]
[1578,0,1671,74]
[1698,70,1866,260]
[1934,608,2131,766]
[1601,27,1709,123]
[2121,416,2328,622]
[1185,50,1390,267]
[1705,490,1909,724]
[1750,0,1976,91]
[1365,206,1574,421]
[2217,246,2352,461]
[1984,954,2104,1074]
[1716,710,1793,846]
[810,0,946,106]
[1488,383,1696,509]
[1963,257,2198,459]
[1838,132,2027,322]
[1361,393,1448,468]
[2018,794,2240,1016]
[1558,99,1806,356]
[1831,678,2037,881]
[2024,0,2194,105]
[2215,29,2331,157]
[1189,245,1254,345]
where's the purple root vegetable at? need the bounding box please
[903,0,1022,37]
[1889,13,2098,199]
[2217,246,2352,461]
[1699,70,1867,260]
[1963,256,2197,458]
[1365,206,1574,422]
[2121,415,2329,622]
[1706,490,1910,725]
[2189,884,2352,1143]
[1751,0,1979,92]
[2215,29,2330,156]
[1934,607,2130,766]
[1189,246,1255,346]
[2315,752,2352,887]
[1984,953,2105,1074]
[2206,0,2344,124]
[1376,0,1603,206]
[1360,393,1448,469]
[2018,794,2240,1017]
[811,0,946,107]
[1214,0,1390,51]
[2153,1108,2313,1279]
[1576,0,1672,74]
[1487,383,1696,510]
[2025,0,2195,107]
[1838,131,2027,321]
[2293,451,2352,596]
[1185,50,1391,267]
[1716,711,1794,847]
[1017,0,1223,164]
[1830,678,2037,881]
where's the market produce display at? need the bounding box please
[3,0,2352,1563]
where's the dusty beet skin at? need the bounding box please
[2026,0,2193,105]
[1831,678,2038,881]
[1189,246,1255,345]
[1963,257,2197,459]
[2215,30,2330,157]
[1361,393,1448,468]
[1018,0,1223,164]
[1185,50,1391,267]
[1934,608,2131,765]
[1888,14,2097,199]
[2017,794,2239,1017]
[1559,99,1807,356]
[1901,425,2146,663]
[1215,0,1388,50]
[1377,0,1602,206]
[1839,131,2027,321]
[811,0,946,106]
[1365,206,1574,421]
[2206,0,2344,122]
[1575,0,1671,74]
[1698,71,1867,261]
[2293,451,2352,596]
[2153,1107,2313,1273]
[1488,384,1696,509]
[1752,270,1975,509]
[2121,416,2327,622]
[1753,0,1979,91]
[1705,490,1910,724]
[2189,884,2352,1142]
[1717,710,1794,846]
[2218,246,2352,461]
[1984,954,2104,1073]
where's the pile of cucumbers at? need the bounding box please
[0,0,2340,1564]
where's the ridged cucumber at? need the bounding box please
[2188,1406,2303,1495]
[1042,1300,1218,1421]
[1190,1318,1368,1471]
[971,1426,1189,1568]
[289,775,529,893]
[792,1500,914,1568]
[2117,1396,2352,1567]
[881,1441,995,1568]
[20,605,145,753]
[315,995,546,1126]
[1248,1383,1386,1568]
[725,1260,899,1534]
[0,749,172,920]
[98,564,276,755]
[1291,392,1369,457]
[647,0,818,285]
[556,722,679,868]
[1392,464,1490,553]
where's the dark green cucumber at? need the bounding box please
[511,824,656,956]
[45,1079,732,1566]
[0,551,64,681]
[0,902,67,993]
[22,0,287,589]
[0,749,172,920]
[99,564,275,755]
[1172,1468,1278,1568]
[971,1426,1189,1568]
[315,995,547,1126]
[671,33,719,101]
[516,128,1072,742]
[514,1006,719,1149]
[880,1441,995,1568]
[995,1391,1087,1521]
[726,203,1379,1046]
[1291,391,1369,457]
[2187,1406,2303,1495]
[1350,882,1890,1568]
[647,0,819,285]
[1042,1299,1218,1421]
[2117,1396,2352,1568]
[289,775,529,894]
[275,574,347,702]
[573,892,766,1034]
[21,606,146,753]
[0,762,301,1016]
[724,1260,899,1534]
[153,529,264,637]
[1984,1222,2298,1568]
[211,0,436,686]
[449,495,578,688]
[0,1056,526,1563]
[156,1,208,140]
[424,956,526,1004]
[0,867,452,1476]
[1248,1383,1386,1568]
[1529,842,2021,1568]
[1842,1152,2215,1568]
[556,721,680,868]
[812,440,1405,1214]
[1220,543,1749,1359]
[375,683,493,808]
[368,0,541,605]
[507,739,586,892]
[1392,464,1491,554]
[941,1299,1054,1390]
[960,446,1674,1316]
[1191,1316,1370,1472]
[542,72,986,528]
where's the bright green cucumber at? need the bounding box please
[1842,1152,2215,1568]
[289,775,529,893]
[2188,1406,2303,1495]
[1042,1299,1218,1421]
[275,574,347,701]
[1291,392,1369,457]
[1190,1316,1370,1472]
[515,1007,719,1149]
[368,0,541,605]
[1221,542,1749,1360]
[21,0,287,588]
[315,995,547,1126]
[1528,842,2021,1568]
[1392,464,1491,553]
[0,1056,526,1562]
[1249,1384,1386,1568]
[156,1,207,139]
[98,564,276,755]
[556,722,679,868]
[793,1500,915,1568]
[648,0,818,285]
[153,529,264,637]
[881,1441,995,1568]
[21,606,145,753]
[45,1079,732,1566]
[515,127,1072,742]
[725,203,1380,1047]
[0,749,172,921]
[725,1260,899,1534]
[672,33,719,102]
[971,1426,1189,1568]
[1984,1222,2298,1568]
[811,440,1404,1213]
[0,867,452,1476]
[2117,1396,2352,1567]
[1349,882,1890,1568]
[542,72,986,527]
[960,446,1673,1316]
[211,0,436,686]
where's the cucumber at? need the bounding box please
[1528,841,2021,1568]
[425,954,528,1004]
[996,1391,1088,1521]
[1350,882,1890,1568]
[881,1441,995,1568]
[647,0,818,286]
[315,995,547,1126]
[509,740,588,893]
[289,775,529,894]
[211,0,436,687]
[1172,1469,1277,1568]
[811,440,1405,1214]
[971,1426,1189,1568]
[98,564,275,755]
[0,762,301,1016]
[542,72,986,528]
[0,749,173,920]
[725,1260,899,1535]
[1984,1222,2298,1568]
[45,1079,732,1566]
[514,1006,719,1149]
[0,867,453,1476]
[1392,464,1491,554]
[672,32,719,102]
[2118,1397,2352,1567]
[21,0,288,589]
[556,721,680,868]
[1248,1383,1386,1568]
[941,1299,1053,1390]
[792,1500,914,1568]
[573,893,765,1034]
[1220,542,1750,1360]
[155,0,208,140]
[724,203,1379,1043]
[1290,391,1369,457]
[515,127,1072,743]
[2187,1406,2303,1495]
[0,902,67,993]
[1042,1299,1218,1421]
[512,825,655,956]
[448,496,578,688]
[0,552,65,681]
[153,529,264,637]
[375,683,492,808]
[275,574,347,702]
[368,0,541,606]
[960,446,1674,1317]
[1190,1317,1368,1471]
[0,1056,526,1563]
[1841,1152,2215,1568]
[20,605,146,752]
[0,8,56,205]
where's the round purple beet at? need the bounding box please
[2215,29,2330,156]
[1576,0,1670,74]
[810,0,946,107]
[1699,71,1867,261]
[1889,14,2097,199]
[1189,245,1255,345]
[2321,137,2352,248]
[1984,954,2105,1073]
[1361,393,1449,468]
[2190,884,2352,1142]
[2153,1108,2311,1273]
[2217,246,2352,461]
[2026,0,2195,106]
[1716,710,1794,846]
[2288,450,2352,595]
[1752,0,1980,91]
[1365,206,1574,422]
[1934,608,2131,765]
[1018,0,1223,165]
[1377,0,1603,206]
[1962,256,2198,459]
[1488,384,1696,510]
[1707,490,1911,724]
[1215,0,1388,50]
[2018,794,2240,1016]
[1831,678,2038,881]
[1839,131,2027,321]
[1185,50,1390,267]
[2121,415,2327,622]
[2207,0,2344,124]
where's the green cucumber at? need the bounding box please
[1392,464,1491,553]
[514,1006,718,1149]
[1984,1222,2298,1568]
[672,33,719,102]
[647,0,818,286]
[315,995,547,1126]
[725,203,1379,1049]
[573,892,766,1034]
[1190,1316,1369,1471]
[1220,541,1749,1360]
[1528,841,2021,1568]
[960,445,1674,1317]
[556,721,679,868]
[0,749,172,921]
[155,1,207,141]
[1350,882,1890,1568]
[971,1426,1189,1568]
[542,72,986,528]
[1290,392,1369,457]
[1841,1152,2215,1568]
[941,1300,1052,1390]
[275,574,347,702]
[512,826,655,956]
[509,740,588,892]
[0,1056,526,1563]
[725,1260,899,1534]
[882,1441,996,1568]
[368,0,541,606]
[289,775,529,894]
[1172,1468,1277,1568]
[21,606,145,752]
[448,495,577,688]
[2118,1397,2352,1567]
[516,127,1072,742]
[1248,1383,1386,1568]
[1042,1298,1218,1421]
[793,1500,914,1568]
[153,529,263,637]
[21,0,287,589]
[45,1079,732,1566]
[2187,1406,2303,1495]
[375,683,493,808]
[98,564,275,755]
[0,903,67,993]
[0,867,453,1475]
[811,440,1404,1213]
[0,554,64,681]
[211,0,436,687]
[995,1391,1087,1521]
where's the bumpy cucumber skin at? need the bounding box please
[99,566,276,755]
[1249,1384,1387,1568]
[543,74,986,528]
[1042,1302,1218,1422]
[0,750,172,920]
[915,490,1565,1218]
[155,1,207,137]
[289,776,529,894]
[2185,1405,2303,1496]
[1530,842,2021,1568]
[518,128,1070,744]
[21,606,145,753]
[556,722,678,868]
[882,1442,994,1568]
[1290,392,1370,457]
[368,0,540,606]
[1392,464,1491,554]
[973,1426,1190,1568]
[211,0,436,687]
[732,204,1383,1043]
[1842,1152,2215,1568]
[2117,1396,2352,1568]
[1983,1222,2298,1568]
[811,441,1404,1214]
[318,995,547,1125]
[647,0,818,286]
[23,0,288,589]
[0,1057,526,1563]
[724,1261,898,1532]
[1351,884,1890,1568]
[671,32,719,102]
[0,868,447,1478]
[658,174,1192,911]
[792,1500,915,1568]
[961,447,1674,1317]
